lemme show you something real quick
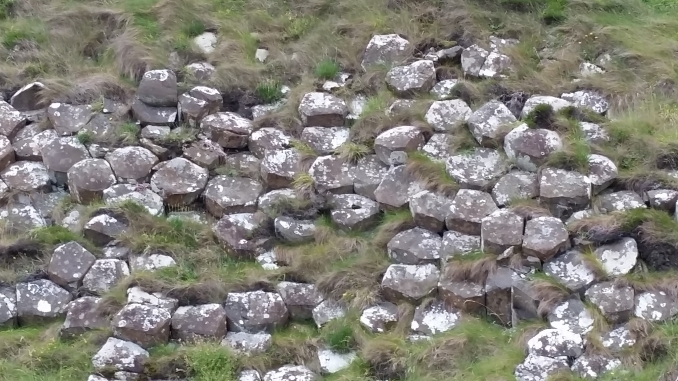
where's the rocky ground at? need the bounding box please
[1,0,678,381]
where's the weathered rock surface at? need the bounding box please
[481,209,523,255]
[446,189,498,235]
[329,193,380,231]
[82,259,130,295]
[425,99,472,132]
[504,125,562,172]
[539,168,591,219]
[308,155,354,194]
[16,279,72,320]
[387,227,441,265]
[224,291,289,333]
[92,337,149,373]
[171,304,227,342]
[468,100,517,147]
[410,300,460,335]
[446,148,507,189]
[381,263,439,303]
[409,190,451,232]
[204,176,263,217]
[260,148,301,189]
[593,238,638,276]
[374,126,425,165]
[585,282,634,324]
[47,241,96,288]
[298,92,347,127]
[213,213,272,258]
[547,299,594,335]
[150,157,209,206]
[112,303,172,348]
[386,60,436,97]
[201,112,254,149]
[361,34,411,70]
[522,216,569,261]
[68,159,116,203]
[360,302,399,333]
[60,296,108,338]
[544,250,596,293]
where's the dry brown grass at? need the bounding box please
[404,152,459,196]
[528,274,571,317]
[508,197,552,220]
[442,254,497,284]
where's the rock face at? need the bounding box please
[539,168,591,219]
[150,157,209,206]
[263,365,318,381]
[381,263,439,303]
[521,217,569,261]
[361,34,411,70]
[203,176,263,217]
[593,238,638,276]
[67,159,116,203]
[171,304,227,342]
[409,190,451,232]
[387,227,441,265]
[410,300,460,335]
[481,209,523,255]
[0,100,27,138]
[544,250,596,293]
[374,126,425,165]
[585,282,634,324]
[308,155,354,194]
[106,147,159,183]
[16,279,73,320]
[527,328,584,358]
[276,282,324,321]
[112,303,172,348]
[447,189,498,235]
[360,302,399,333]
[137,70,178,107]
[213,213,272,258]
[385,60,437,96]
[201,112,254,148]
[260,149,301,189]
[329,194,380,231]
[47,103,92,135]
[504,125,562,172]
[468,100,517,147]
[492,171,539,206]
[224,291,289,333]
[41,136,90,185]
[446,148,506,189]
[547,299,593,335]
[92,337,149,373]
[298,92,347,127]
[82,259,130,295]
[47,241,96,288]
[425,99,472,132]
[60,296,108,338]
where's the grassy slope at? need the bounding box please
[2,0,678,380]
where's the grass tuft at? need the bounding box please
[184,343,236,381]
[255,80,284,104]
[405,152,458,196]
[315,59,340,80]
[335,142,371,162]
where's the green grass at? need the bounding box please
[315,59,340,80]
[184,343,237,381]
[0,325,105,381]
[116,122,140,145]
[76,131,93,145]
[255,80,284,104]
[322,317,355,353]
